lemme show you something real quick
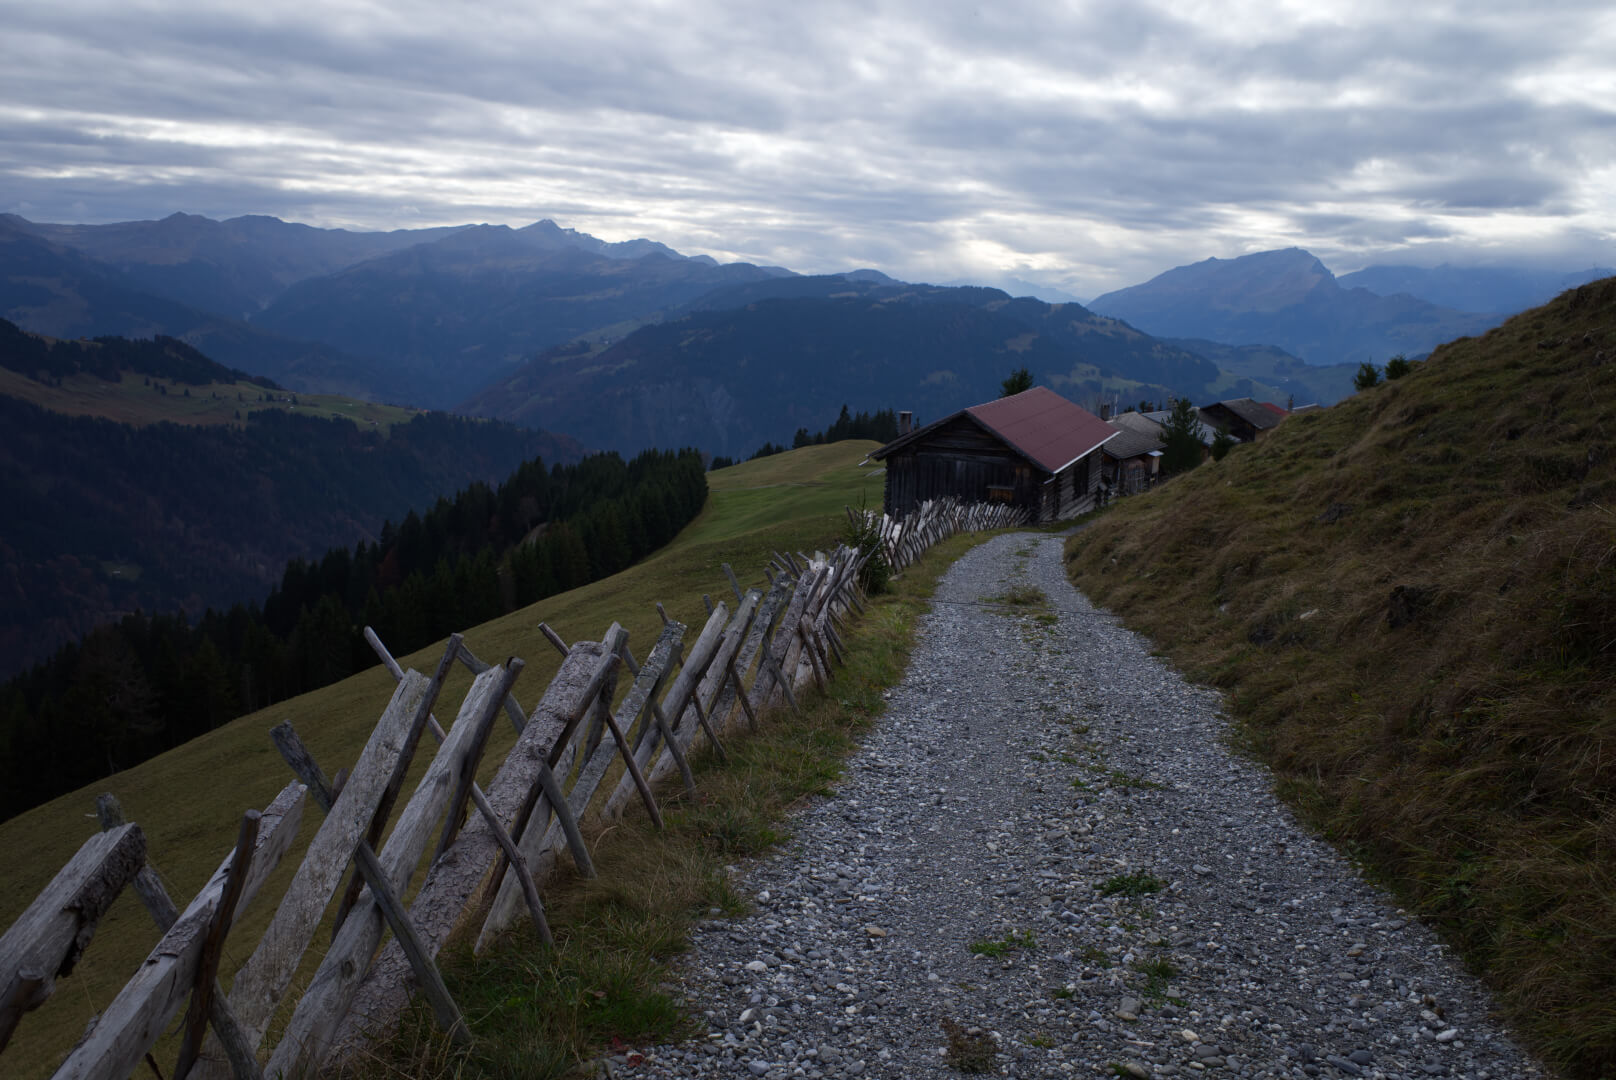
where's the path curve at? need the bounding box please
[627,532,1542,1080]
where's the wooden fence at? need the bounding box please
[855,495,1031,573]
[0,500,1017,1079]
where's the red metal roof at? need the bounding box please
[966,387,1117,474]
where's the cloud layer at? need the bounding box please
[3,0,1613,293]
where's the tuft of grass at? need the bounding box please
[1064,278,1616,1079]
[1098,872,1166,897]
[1132,955,1180,1000]
[989,584,1051,614]
[1080,945,1114,969]
[968,929,1037,957]
[940,1017,997,1073]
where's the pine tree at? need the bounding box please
[1001,367,1034,396]
[1161,398,1205,475]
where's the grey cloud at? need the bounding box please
[1,0,1611,294]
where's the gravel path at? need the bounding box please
[621,533,1543,1080]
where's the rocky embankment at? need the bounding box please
[622,533,1542,1079]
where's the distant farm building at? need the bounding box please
[1201,397,1287,442]
[1100,420,1164,496]
[871,387,1116,522]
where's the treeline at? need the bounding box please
[0,317,277,387]
[0,448,707,821]
[0,397,581,676]
[711,405,900,469]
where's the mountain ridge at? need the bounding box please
[457,281,1279,457]
[1088,248,1498,366]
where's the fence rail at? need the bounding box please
[0,499,1018,1079]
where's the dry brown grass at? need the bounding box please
[1065,278,1616,1079]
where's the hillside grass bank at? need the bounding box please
[1064,279,1616,1077]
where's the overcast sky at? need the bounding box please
[3,0,1613,295]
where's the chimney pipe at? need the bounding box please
[899,410,912,436]
[1099,402,1112,421]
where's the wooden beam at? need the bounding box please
[0,825,145,1054]
[221,672,429,1056]
[538,622,570,658]
[270,723,474,1049]
[95,796,266,1080]
[474,628,628,950]
[173,809,260,1080]
[454,639,526,735]
[722,562,744,604]
[601,605,727,821]
[335,636,636,1060]
[332,636,460,936]
[437,657,525,859]
[364,631,551,942]
[51,784,305,1080]
[265,665,510,1080]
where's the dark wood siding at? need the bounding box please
[881,415,1045,518]
[1054,451,1102,519]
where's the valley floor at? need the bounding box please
[624,533,1542,1079]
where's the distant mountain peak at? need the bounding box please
[841,268,898,284]
[1088,247,1493,366]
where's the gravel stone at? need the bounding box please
[621,533,1545,1078]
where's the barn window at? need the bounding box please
[986,484,1014,503]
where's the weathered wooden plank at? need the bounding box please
[453,638,526,735]
[577,623,684,827]
[265,665,509,1080]
[800,615,830,691]
[50,783,305,1080]
[365,630,551,941]
[472,629,631,950]
[270,721,476,1048]
[646,594,757,789]
[496,627,627,883]
[601,692,662,827]
[219,671,430,1056]
[335,643,611,1059]
[435,655,520,859]
[173,809,259,1080]
[332,636,459,935]
[600,605,728,822]
[763,567,820,706]
[710,582,781,733]
[0,824,145,1054]
[97,794,269,1080]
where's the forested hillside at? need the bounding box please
[460,280,1256,456]
[0,446,707,821]
[0,325,584,676]
[0,219,385,397]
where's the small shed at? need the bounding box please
[870,387,1117,522]
[1100,420,1164,496]
[1200,398,1287,442]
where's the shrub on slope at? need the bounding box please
[1065,278,1616,1077]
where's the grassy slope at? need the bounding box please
[0,367,421,431]
[0,439,883,1077]
[1064,279,1616,1077]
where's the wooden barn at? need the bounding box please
[870,387,1117,522]
[1200,397,1287,442]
